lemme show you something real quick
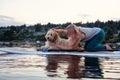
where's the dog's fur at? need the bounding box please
[41,29,69,50]
[41,28,84,50]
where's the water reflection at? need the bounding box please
[46,55,103,79]
[84,57,103,78]
[0,53,120,79]
[46,55,83,78]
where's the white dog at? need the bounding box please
[41,29,69,50]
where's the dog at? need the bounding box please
[40,28,84,50]
[40,29,69,50]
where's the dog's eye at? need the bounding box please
[50,34,52,36]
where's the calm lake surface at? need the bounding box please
[0,48,120,80]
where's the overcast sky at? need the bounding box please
[0,0,120,26]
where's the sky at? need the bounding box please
[0,0,120,26]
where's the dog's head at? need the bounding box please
[45,29,58,42]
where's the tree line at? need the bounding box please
[0,20,120,43]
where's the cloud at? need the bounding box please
[0,15,24,27]
[110,17,120,21]
[76,14,97,23]
[77,14,120,22]
[77,14,92,19]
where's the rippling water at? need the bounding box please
[0,52,120,80]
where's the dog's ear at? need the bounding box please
[52,31,58,42]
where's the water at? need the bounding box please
[0,51,120,80]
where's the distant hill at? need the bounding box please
[0,20,120,43]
